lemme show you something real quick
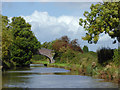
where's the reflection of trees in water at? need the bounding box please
[2,67,32,87]
[2,71,32,88]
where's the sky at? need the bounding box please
[2,1,118,52]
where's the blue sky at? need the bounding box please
[2,2,118,52]
[2,2,95,17]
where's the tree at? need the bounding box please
[60,36,70,43]
[0,15,13,69]
[41,42,53,49]
[52,39,67,52]
[10,17,41,66]
[2,15,13,68]
[0,15,1,64]
[70,39,83,53]
[52,36,83,53]
[79,2,119,43]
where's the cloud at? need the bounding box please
[22,10,85,42]
[99,33,112,42]
[19,10,118,51]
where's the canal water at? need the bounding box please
[2,64,118,88]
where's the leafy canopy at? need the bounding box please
[79,2,119,43]
[9,17,41,66]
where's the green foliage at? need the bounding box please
[2,15,41,69]
[52,36,83,63]
[32,55,47,60]
[41,41,55,50]
[2,16,13,60]
[9,16,41,67]
[53,52,63,62]
[113,49,120,66]
[97,47,114,65]
[60,49,76,63]
[51,36,97,65]
[83,45,89,53]
[2,60,11,69]
[86,64,92,75]
[2,16,13,69]
[54,47,97,66]
[79,2,119,43]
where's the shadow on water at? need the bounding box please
[2,64,118,88]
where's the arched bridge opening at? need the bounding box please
[38,48,55,63]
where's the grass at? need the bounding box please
[31,59,72,68]
[31,59,49,64]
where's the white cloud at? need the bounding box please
[22,10,84,42]
[99,33,112,41]
[19,10,118,51]
[8,18,11,22]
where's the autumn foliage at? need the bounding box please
[52,36,83,53]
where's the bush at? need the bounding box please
[83,45,89,53]
[54,52,62,63]
[61,49,76,63]
[32,55,47,60]
[97,47,114,65]
[86,64,92,75]
[2,60,16,70]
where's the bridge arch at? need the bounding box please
[38,48,55,63]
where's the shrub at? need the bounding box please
[53,51,63,63]
[86,64,92,75]
[2,60,16,70]
[83,45,89,53]
[60,49,76,63]
[32,55,47,60]
[2,60,11,69]
[97,47,114,65]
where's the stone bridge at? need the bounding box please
[38,48,55,63]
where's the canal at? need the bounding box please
[2,64,118,88]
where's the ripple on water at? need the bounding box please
[2,64,118,88]
[7,66,70,74]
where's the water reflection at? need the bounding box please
[2,64,118,88]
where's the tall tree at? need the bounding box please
[10,17,40,66]
[1,15,13,69]
[79,2,119,43]
[2,16,13,62]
